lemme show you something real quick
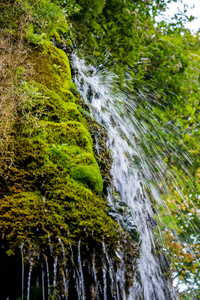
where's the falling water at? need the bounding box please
[20,243,24,300]
[45,257,51,300]
[53,256,58,296]
[92,250,100,300]
[27,260,33,300]
[102,241,114,298]
[115,248,126,300]
[102,250,107,300]
[69,243,82,298]
[77,240,86,299]
[42,266,45,300]
[58,237,68,298]
[47,231,53,256]
[72,54,179,299]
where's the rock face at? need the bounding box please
[0,27,139,298]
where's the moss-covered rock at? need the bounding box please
[26,81,79,122]
[27,44,73,98]
[0,17,139,299]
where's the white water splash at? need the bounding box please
[72,54,178,300]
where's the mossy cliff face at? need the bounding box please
[0,40,139,299]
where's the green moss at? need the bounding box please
[61,89,76,103]
[47,23,69,43]
[1,38,107,225]
[71,164,103,194]
[13,111,102,193]
[47,146,103,194]
[46,175,118,241]
[27,44,71,98]
[0,26,139,298]
[44,121,93,152]
[26,81,80,122]
[0,191,70,258]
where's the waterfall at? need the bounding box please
[72,54,179,299]
[92,250,100,300]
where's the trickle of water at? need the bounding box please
[62,273,67,300]
[45,257,51,300]
[92,250,100,300]
[20,243,24,300]
[53,256,58,295]
[58,237,69,299]
[27,260,33,300]
[42,266,45,300]
[59,237,66,263]
[115,249,126,300]
[65,268,69,300]
[72,54,178,300]
[78,240,86,300]
[102,241,114,297]
[102,256,107,300]
[47,231,53,256]
[69,243,81,299]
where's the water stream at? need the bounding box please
[72,54,179,300]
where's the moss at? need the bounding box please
[26,81,80,122]
[70,164,103,194]
[11,111,102,192]
[0,25,140,298]
[0,37,122,235]
[48,147,103,194]
[49,28,62,43]
[0,177,133,256]
[45,121,92,151]
[61,88,76,103]
[27,44,71,98]
[46,175,118,241]
[0,192,69,256]
[47,23,69,43]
